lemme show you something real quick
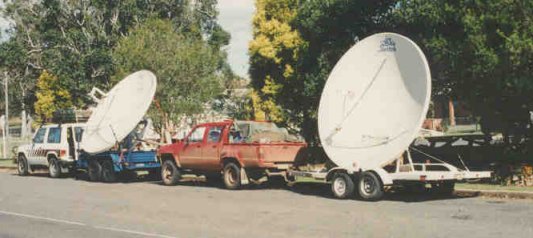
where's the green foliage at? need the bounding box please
[248,0,304,124]
[112,18,225,130]
[393,0,533,139]
[0,0,231,117]
[250,0,532,148]
[34,70,72,121]
[249,0,396,144]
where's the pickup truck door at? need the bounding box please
[179,126,206,168]
[203,125,224,170]
[28,127,47,165]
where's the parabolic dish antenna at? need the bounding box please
[318,33,431,171]
[81,70,157,154]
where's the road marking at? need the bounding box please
[0,209,176,238]
[0,210,86,226]
[94,226,176,238]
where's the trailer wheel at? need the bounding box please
[101,160,117,183]
[357,172,384,201]
[48,157,62,178]
[88,160,102,182]
[331,172,355,199]
[223,162,241,190]
[17,154,29,176]
[161,160,180,186]
[431,181,455,195]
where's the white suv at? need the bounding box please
[16,123,85,178]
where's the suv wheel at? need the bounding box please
[17,154,29,176]
[223,162,241,190]
[88,160,102,182]
[161,160,180,185]
[48,157,62,178]
[101,160,117,183]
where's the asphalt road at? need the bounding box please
[0,172,532,238]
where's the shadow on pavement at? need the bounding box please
[9,171,479,202]
[287,182,480,202]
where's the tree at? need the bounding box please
[393,0,533,143]
[1,0,231,115]
[249,0,397,144]
[248,0,304,124]
[112,18,226,136]
[34,70,72,121]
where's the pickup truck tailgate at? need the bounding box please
[258,143,305,163]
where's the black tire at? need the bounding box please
[17,154,29,176]
[161,160,180,186]
[48,157,62,178]
[88,159,102,182]
[223,162,241,190]
[101,160,117,183]
[331,172,355,199]
[357,172,384,201]
[431,181,455,195]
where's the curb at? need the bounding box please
[455,189,533,200]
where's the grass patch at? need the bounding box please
[0,159,16,168]
[456,183,533,192]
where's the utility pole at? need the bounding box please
[3,72,8,159]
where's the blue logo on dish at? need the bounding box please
[380,37,396,52]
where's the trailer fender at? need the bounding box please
[325,168,350,182]
[373,168,393,185]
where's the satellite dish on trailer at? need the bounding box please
[318,32,431,171]
[81,70,157,154]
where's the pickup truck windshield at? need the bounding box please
[232,121,303,143]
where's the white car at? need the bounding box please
[16,123,85,178]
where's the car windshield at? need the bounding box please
[231,121,303,143]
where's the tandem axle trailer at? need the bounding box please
[287,147,491,200]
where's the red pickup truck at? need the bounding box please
[158,120,306,189]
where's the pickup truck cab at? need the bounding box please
[158,120,306,189]
[16,123,84,178]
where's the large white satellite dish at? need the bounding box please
[81,70,157,154]
[318,33,431,171]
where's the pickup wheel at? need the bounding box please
[17,154,29,176]
[48,157,62,178]
[88,160,102,182]
[161,160,180,186]
[101,160,117,183]
[223,162,241,190]
[331,172,355,199]
[357,172,384,201]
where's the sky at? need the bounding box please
[217,0,255,78]
[0,1,255,77]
